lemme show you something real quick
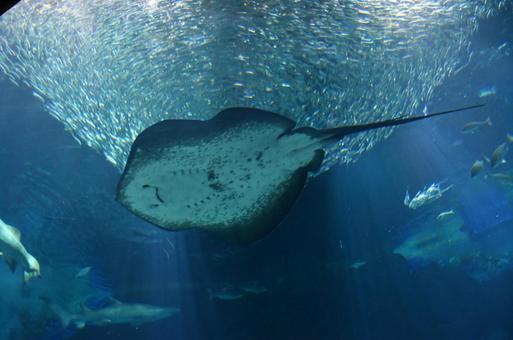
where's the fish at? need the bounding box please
[488,173,513,184]
[470,160,485,177]
[208,288,245,301]
[404,182,453,210]
[462,117,492,133]
[478,86,496,98]
[490,142,509,168]
[239,282,268,294]
[0,218,41,283]
[350,261,367,269]
[117,105,483,243]
[75,266,91,279]
[436,209,455,221]
[41,296,179,329]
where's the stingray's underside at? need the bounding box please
[116,108,324,243]
[117,105,483,243]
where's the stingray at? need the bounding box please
[116,105,482,243]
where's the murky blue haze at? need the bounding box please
[1,2,513,340]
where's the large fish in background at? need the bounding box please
[394,181,513,281]
[41,296,180,329]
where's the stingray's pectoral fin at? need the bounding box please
[0,0,20,16]
[323,104,484,141]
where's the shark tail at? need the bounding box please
[321,104,484,141]
[485,117,492,127]
[39,296,76,328]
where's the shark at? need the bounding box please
[0,218,41,283]
[42,296,180,329]
[116,105,483,243]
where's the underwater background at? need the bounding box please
[1,1,513,339]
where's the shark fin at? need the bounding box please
[39,296,73,328]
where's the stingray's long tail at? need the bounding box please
[322,104,484,141]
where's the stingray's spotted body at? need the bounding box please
[117,106,482,243]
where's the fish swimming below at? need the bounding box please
[436,209,456,221]
[478,86,496,98]
[462,117,492,134]
[470,160,484,177]
[41,296,179,329]
[116,105,483,243]
[490,141,510,168]
[488,172,513,185]
[75,266,91,279]
[208,287,245,301]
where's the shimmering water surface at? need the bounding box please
[0,1,513,339]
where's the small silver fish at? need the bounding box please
[208,288,244,301]
[436,209,455,221]
[490,142,508,168]
[350,261,367,269]
[239,282,268,294]
[462,117,492,133]
[470,160,484,177]
[489,173,513,183]
[478,86,496,98]
[75,266,91,278]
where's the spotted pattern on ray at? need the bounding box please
[117,108,323,243]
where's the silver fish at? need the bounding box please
[489,173,513,184]
[490,143,508,168]
[436,209,455,220]
[470,160,484,177]
[208,287,244,301]
[75,266,91,278]
[42,297,179,329]
[462,117,492,133]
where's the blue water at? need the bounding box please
[1,3,513,340]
